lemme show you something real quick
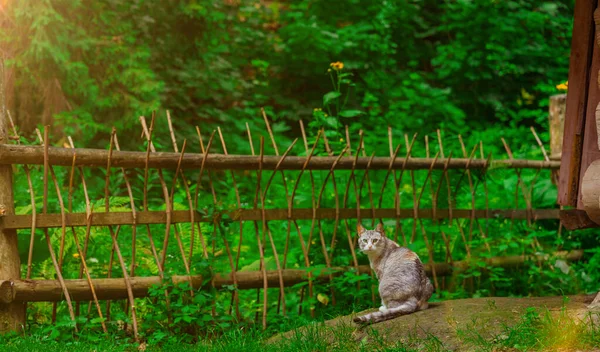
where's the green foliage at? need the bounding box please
[141,279,229,345]
[4,0,163,141]
[3,0,573,148]
[432,0,573,128]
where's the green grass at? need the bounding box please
[2,307,599,352]
[456,307,600,351]
[0,327,446,352]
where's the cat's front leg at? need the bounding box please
[379,300,388,312]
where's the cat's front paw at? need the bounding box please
[378,306,388,313]
[353,316,365,324]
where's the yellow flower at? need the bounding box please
[317,293,329,305]
[73,253,80,258]
[339,138,344,142]
[556,81,568,91]
[330,61,344,70]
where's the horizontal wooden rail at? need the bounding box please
[0,144,560,170]
[0,208,560,230]
[1,250,582,302]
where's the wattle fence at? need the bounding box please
[0,110,574,339]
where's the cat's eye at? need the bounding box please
[372,238,379,243]
[361,238,367,243]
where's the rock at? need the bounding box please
[590,292,600,309]
[271,295,596,351]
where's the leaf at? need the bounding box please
[325,117,338,128]
[182,315,193,323]
[323,91,341,106]
[90,317,105,324]
[223,284,236,291]
[339,110,363,118]
[317,293,329,305]
[250,59,269,68]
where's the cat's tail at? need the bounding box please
[353,299,418,325]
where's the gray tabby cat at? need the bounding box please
[353,223,434,325]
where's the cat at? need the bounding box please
[353,223,434,325]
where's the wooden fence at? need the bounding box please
[0,109,575,338]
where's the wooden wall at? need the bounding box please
[559,0,600,210]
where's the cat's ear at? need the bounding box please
[357,223,366,235]
[375,222,385,236]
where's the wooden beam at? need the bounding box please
[1,250,582,302]
[560,208,600,230]
[558,0,599,206]
[0,208,561,230]
[581,159,600,222]
[0,144,559,171]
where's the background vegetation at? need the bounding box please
[1,0,599,350]
[3,0,574,147]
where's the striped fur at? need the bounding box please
[353,223,434,325]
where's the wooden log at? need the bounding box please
[581,159,600,224]
[2,250,583,303]
[0,281,13,304]
[549,94,567,161]
[10,276,205,302]
[0,208,561,230]
[0,144,560,171]
[0,61,25,333]
[558,0,598,207]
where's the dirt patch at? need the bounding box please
[271,294,598,350]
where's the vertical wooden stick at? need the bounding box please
[6,111,37,319]
[215,127,241,319]
[36,127,77,331]
[402,134,418,243]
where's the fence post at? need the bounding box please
[0,60,25,333]
[549,93,567,161]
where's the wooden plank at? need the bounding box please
[579,19,600,209]
[0,144,560,171]
[1,250,583,302]
[559,0,598,206]
[560,208,600,230]
[0,208,561,230]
